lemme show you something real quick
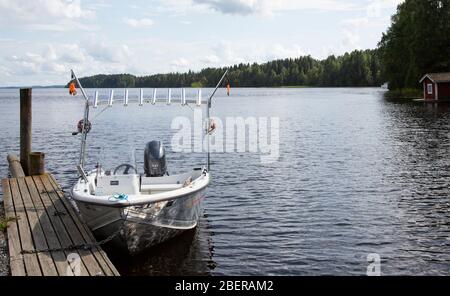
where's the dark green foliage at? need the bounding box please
[74,50,384,88]
[378,0,450,90]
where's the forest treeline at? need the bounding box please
[77,0,449,91]
[379,0,449,90]
[77,49,383,88]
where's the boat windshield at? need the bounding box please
[93,146,139,175]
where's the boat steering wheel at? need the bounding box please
[113,164,138,175]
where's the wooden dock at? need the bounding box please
[1,173,120,276]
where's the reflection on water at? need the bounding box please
[0,87,449,275]
[105,216,216,276]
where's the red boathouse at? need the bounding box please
[419,73,450,101]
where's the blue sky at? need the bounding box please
[0,0,403,86]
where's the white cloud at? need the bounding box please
[0,0,94,21]
[155,0,357,17]
[337,0,405,52]
[60,44,87,63]
[340,17,370,49]
[8,45,65,75]
[154,0,206,16]
[211,41,238,63]
[193,0,358,16]
[83,35,132,63]
[170,57,190,69]
[341,28,361,49]
[0,0,95,32]
[86,0,112,11]
[0,65,12,77]
[123,17,154,28]
[4,37,135,82]
[267,44,305,60]
[194,41,309,70]
[194,0,266,15]
[161,0,404,17]
[201,54,220,64]
[341,17,370,27]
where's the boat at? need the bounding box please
[68,70,229,254]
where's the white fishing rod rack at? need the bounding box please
[71,69,229,171]
[88,88,205,108]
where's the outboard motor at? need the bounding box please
[144,141,167,177]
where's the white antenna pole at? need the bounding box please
[108,89,114,106]
[93,90,99,108]
[139,88,144,106]
[124,89,129,106]
[152,88,157,105]
[167,89,172,105]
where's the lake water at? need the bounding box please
[0,87,449,276]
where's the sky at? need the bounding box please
[0,0,404,86]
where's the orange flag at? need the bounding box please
[69,82,77,96]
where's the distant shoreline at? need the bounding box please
[0,85,64,89]
[0,86,386,89]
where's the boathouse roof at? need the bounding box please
[419,72,450,84]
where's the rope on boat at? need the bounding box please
[90,104,110,122]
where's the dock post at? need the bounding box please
[29,152,45,176]
[20,88,32,176]
[7,154,25,178]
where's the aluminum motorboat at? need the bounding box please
[68,70,229,254]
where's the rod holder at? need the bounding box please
[93,90,99,108]
[139,89,144,106]
[108,89,114,106]
[182,88,186,105]
[124,89,129,106]
[152,89,157,105]
[167,89,172,105]
[197,89,202,106]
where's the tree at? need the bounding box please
[378,0,450,90]
[74,50,384,88]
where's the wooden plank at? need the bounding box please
[24,177,68,275]
[47,174,119,276]
[16,178,58,276]
[37,175,105,276]
[47,174,118,275]
[2,179,26,276]
[39,174,106,276]
[25,177,69,275]
[2,174,119,276]
[32,176,90,276]
[9,178,42,276]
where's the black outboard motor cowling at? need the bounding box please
[144,141,167,177]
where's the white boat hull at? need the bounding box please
[75,188,205,254]
[71,169,209,254]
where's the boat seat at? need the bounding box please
[141,184,184,192]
